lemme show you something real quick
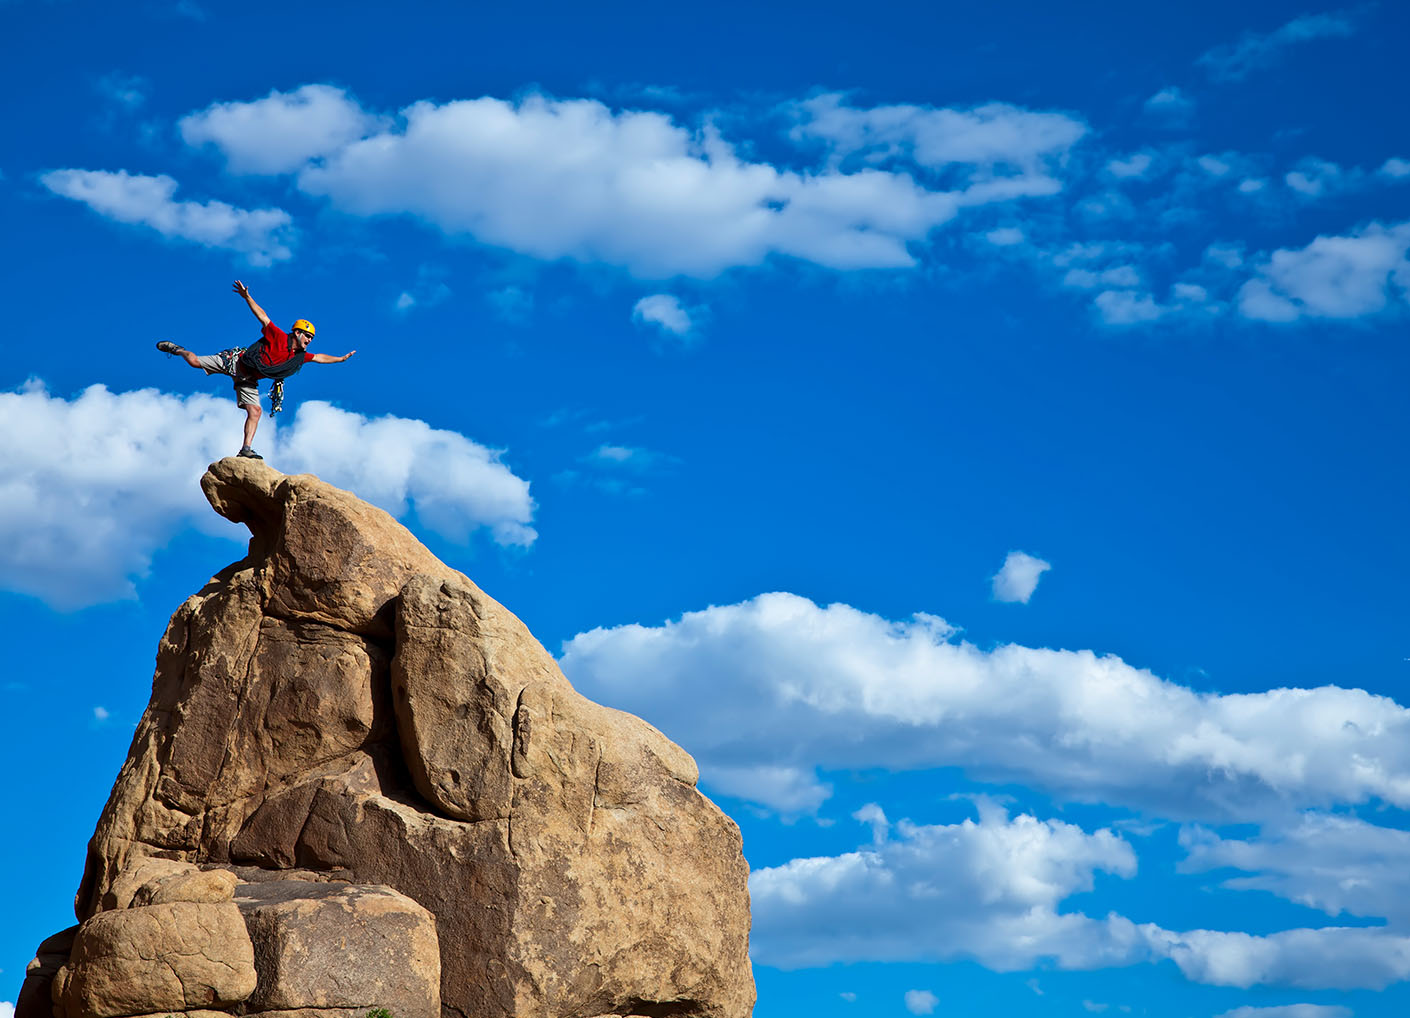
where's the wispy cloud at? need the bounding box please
[40,169,293,265]
[95,72,147,110]
[1198,11,1359,82]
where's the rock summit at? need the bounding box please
[17,458,754,1018]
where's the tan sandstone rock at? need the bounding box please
[48,457,753,1018]
[132,866,238,906]
[56,900,256,1017]
[236,881,439,1017]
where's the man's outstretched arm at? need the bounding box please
[310,350,357,364]
[232,280,271,326]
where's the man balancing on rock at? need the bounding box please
[157,280,356,460]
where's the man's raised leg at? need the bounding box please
[156,341,203,369]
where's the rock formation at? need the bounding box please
[17,458,754,1018]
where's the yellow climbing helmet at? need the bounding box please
[292,318,316,337]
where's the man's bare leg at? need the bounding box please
[156,341,203,369]
[241,404,262,451]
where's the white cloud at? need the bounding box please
[180,84,383,174]
[853,802,890,845]
[1106,153,1154,179]
[395,292,416,312]
[839,991,857,1002]
[1380,158,1410,179]
[93,706,110,721]
[1197,155,1234,178]
[1284,158,1344,198]
[904,990,939,1015]
[1094,289,1168,325]
[276,401,536,546]
[1164,926,1410,989]
[791,93,1086,177]
[749,800,1143,970]
[1142,88,1193,118]
[1182,813,1410,923]
[559,592,1410,820]
[633,294,693,335]
[179,88,1089,279]
[0,384,535,608]
[1082,1001,1110,1012]
[991,550,1052,603]
[587,443,660,468]
[1215,1006,1351,1018]
[1198,13,1358,82]
[0,1002,12,1018]
[1205,244,1245,269]
[294,94,959,277]
[41,169,293,265]
[748,796,1410,989]
[985,226,1026,246]
[1238,221,1410,321]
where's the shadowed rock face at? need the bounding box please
[23,458,754,1018]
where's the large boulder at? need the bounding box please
[36,457,753,1018]
[53,900,256,1018]
[237,881,438,1016]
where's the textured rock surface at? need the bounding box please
[237,881,439,1016]
[18,457,753,1018]
[54,900,256,1017]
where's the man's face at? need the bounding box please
[292,328,312,351]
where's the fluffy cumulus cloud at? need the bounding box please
[633,294,693,335]
[0,383,535,608]
[1238,221,1410,321]
[276,401,536,546]
[748,795,1410,989]
[991,549,1051,602]
[171,87,1092,278]
[40,169,293,265]
[559,592,1410,819]
[180,84,385,174]
[750,799,1142,969]
[1198,12,1358,82]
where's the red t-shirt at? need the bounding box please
[252,322,315,370]
[239,322,315,379]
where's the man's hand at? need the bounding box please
[232,280,271,326]
[311,350,357,364]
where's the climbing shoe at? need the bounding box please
[237,446,264,460]
[156,341,183,355]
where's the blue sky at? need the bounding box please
[3,1,1409,1016]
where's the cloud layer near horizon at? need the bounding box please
[0,383,535,608]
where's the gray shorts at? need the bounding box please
[195,350,260,407]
